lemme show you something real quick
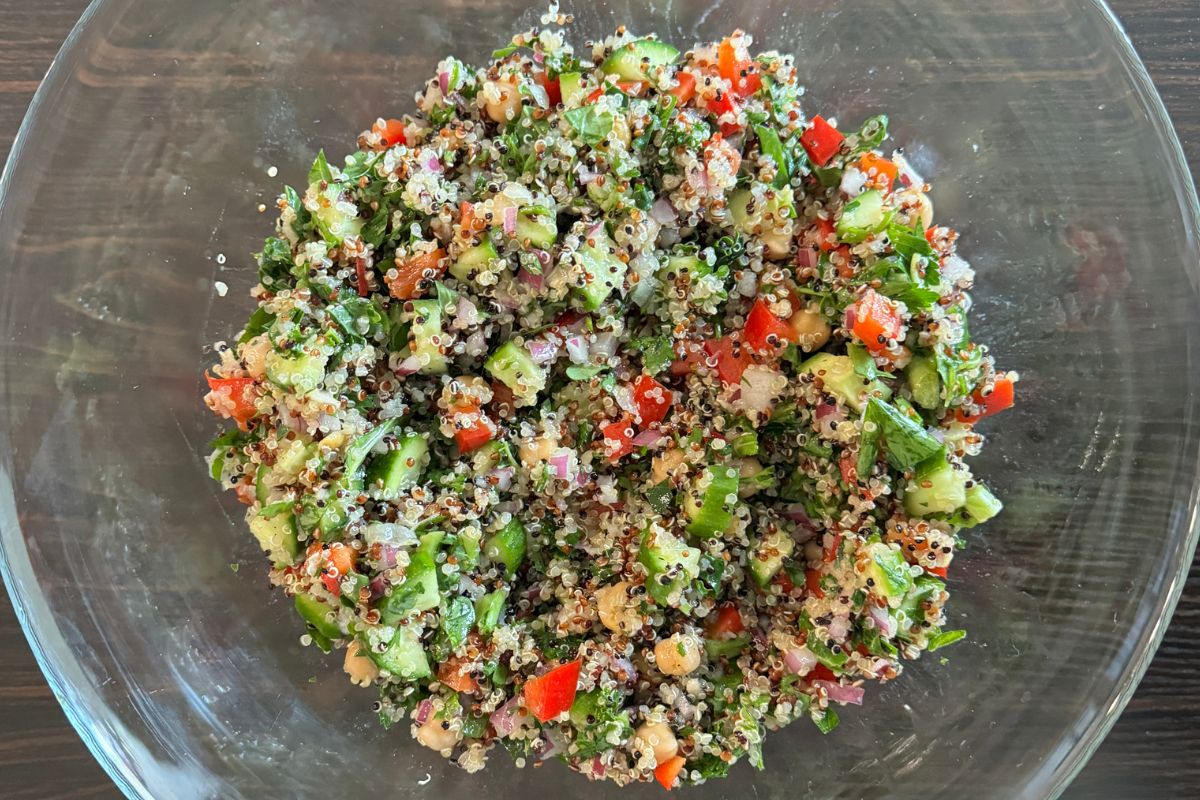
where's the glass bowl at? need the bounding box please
[1,0,1197,797]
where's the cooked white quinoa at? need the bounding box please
[204,15,1014,789]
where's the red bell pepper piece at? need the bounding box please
[705,603,745,638]
[450,399,494,454]
[813,217,838,252]
[857,152,898,191]
[805,568,826,600]
[955,375,1015,423]
[523,659,582,722]
[849,289,903,352]
[809,664,838,683]
[742,297,797,355]
[654,755,687,791]
[632,374,672,426]
[204,373,258,428]
[668,71,696,105]
[541,74,562,108]
[703,337,752,386]
[387,248,447,301]
[601,416,636,462]
[706,91,741,137]
[800,115,844,167]
[371,118,407,148]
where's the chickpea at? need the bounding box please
[737,457,766,498]
[596,581,643,634]
[788,303,832,352]
[484,76,523,123]
[414,707,461,753]
[651,448,686,483]
[635,721,679,764]
[915,191,934,229]
[761,227,793,261]
[654,634,702,676]
[239,334,272,380]
[519,434,559,469]
[343,640,379,688]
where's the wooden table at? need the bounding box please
[0,1,1197,797]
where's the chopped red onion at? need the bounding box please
[814,402,839,421]
[827,615,850,640]
[438,71,450,95]
[782,504,816,533]
[490,696,522,738]
[368,575,388,599]
[518,267,545,290]
[591,757,606,778]
[396,355,422,375]
[526,338,558,364]
[783,647,817,676]
[414,699,434,725]
[844,305,858,330]
[650,198,677,224]
[631,429,665,447]
[503,205,517,236]
[894,152,924,189]
[591,332,618,358]
[548,451,571,479]
[423,153,443,174]
[564,336,589,364]
[796,247,818,270]
[814,680,865,706]
[867,604,897,638]
[488,466,514,492]
[378,545,399,569]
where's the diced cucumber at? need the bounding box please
[474,588,508,635]
[559,72,586,107]
[638,528,701,607]
[905,355,941,410]
[344,419,397,477]
[316,476,354,541]
[271,437,314,482]
[599,39,680,83]
[370,625,431,680]
[515,209,557,248]
[728,186,797,230]
[470,440,515,475]
[864,541,914,603]
[837,189,889,244]
[454,528,482,570]
[255,463,270,504]
[365,433,429,493]
[485,340,547,407]
[896,575,944,638]
[313,185,364,243]
[295,592,342,641]
[704,635,751,659]
[484,519,527,577]
[749,528,794,588]
[417,530,445,561]
[408,299,447,374]
[682,466,741,538]
[264,349,327,394]
[574,235,628,311]
[249,503,300,566]
[378,551,440,624]
[903,453,968,517]
[962,482,1003,525]
[799,353,890,412]
[449,238,499,283]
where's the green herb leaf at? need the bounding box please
[860,397,942,473]
[754,125,791,188]
[492,44,519,58]
[646,480,675,515]
[439,596,476,651]
[566,364,607,381]
[308,149,334,186]
[629,334,676,375]
[927,628,967,652]
[563,106,615,145]
[361,206,389,247]
[814,707,840,734]
[239,306,276,344]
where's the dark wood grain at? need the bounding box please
[0,1,1198,798]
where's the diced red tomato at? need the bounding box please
[742,297,797,355]
[717,37,762,98]
[320,573,341,595]
[204,373,258,428]
[601,416,636,462]
[838,453,857,486]
[355,258,370,297]
[541,74,562,108]
[668,71,697,105]
[800,115,844,167]
[450,399,494,454]
[706,91,741,137]
[813,217,837,252]
[927,566,949,578]
[833,245,856,279]
[849,289,903,352]
[460,201,485,237]
[856,152,898,191]
[371,118,407,148]
[955,375,1015,423]
[387,248,447,300]
[805,568,826,600]
[632,375,672,426]
[654,755,687,791]
[523,659,582,722]
[809,664,838,683]
[823,532,843,563]
[705,603,745,638]
[586,81,645,104]
[669,342,706,377]
[774,571,797,595]
[703,337,752,386]
[438,658,479,693]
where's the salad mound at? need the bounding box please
[203,13,1014,789]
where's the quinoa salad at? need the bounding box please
[203,12,1016,790]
